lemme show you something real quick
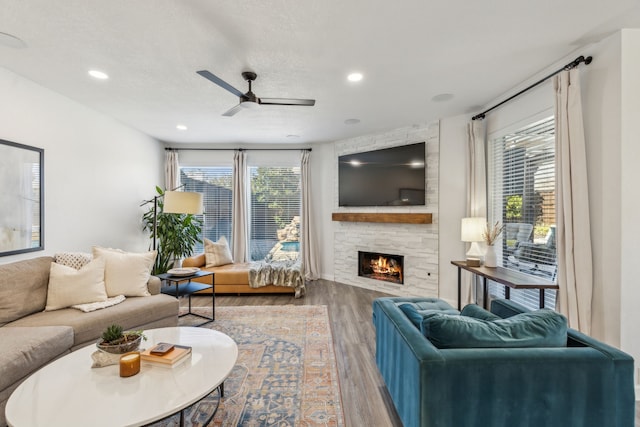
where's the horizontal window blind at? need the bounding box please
[180,167,233,254]
[249,166,301,262]
[488,116,557,310]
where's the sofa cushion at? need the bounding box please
[460,304,501,321]
[422,309,568,349]
[0,326,73,391]
[7,295,178,347]
[398,302,459,329]
[205,262,250,285]
[92,246,155,297]
[45,258,108,311]
[204,236,233,267]
[0,257,52,326]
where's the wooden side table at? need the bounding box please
[157,270,215,325]
[451,261,558,310]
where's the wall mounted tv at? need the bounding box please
[338,142,426,207]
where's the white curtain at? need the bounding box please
[232,150,248,263]
[164,150,179,190]
[465,120,487,305]
[554,69,593,334]
[301,150,319,280]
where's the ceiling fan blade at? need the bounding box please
[259,98,316,106]
[196,70,245,98]
[222,104,244,117]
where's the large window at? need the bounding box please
[180,167,233,254]
[249,166,301,262]
[179,161,301,263]
[488,116,557,309]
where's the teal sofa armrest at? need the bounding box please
[373,298,445,427]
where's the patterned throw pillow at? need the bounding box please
[204,236,233,267]
[54,252,93,270]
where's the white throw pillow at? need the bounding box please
[92,246,156,297]
[45,257,108,311]
[204,236,233,267]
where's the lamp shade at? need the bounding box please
[461,217,486,242]
[163,191,203,215]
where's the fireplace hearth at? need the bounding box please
[358,251,404,284]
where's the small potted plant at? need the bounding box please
[96,324,147,354]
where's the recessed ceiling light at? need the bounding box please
[344,118,361,125]
[347,72,363,82]
[176,124,187,131]
[431,93,454,102]
[88,70,109,80]
[286,134,300,138]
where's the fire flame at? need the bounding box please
[371,256,402,281]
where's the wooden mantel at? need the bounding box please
[332,212,432,224]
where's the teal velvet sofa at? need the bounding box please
[372,297,635,427]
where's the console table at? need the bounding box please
[451,261,558,310]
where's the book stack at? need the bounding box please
[141,343,192,368]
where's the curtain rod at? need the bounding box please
[472,55,592,121]
[166,147,311,152]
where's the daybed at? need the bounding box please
[183,253,302,296]
[372,296,635,427]
[0,255,179,426]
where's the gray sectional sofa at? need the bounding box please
[0,256,179,426]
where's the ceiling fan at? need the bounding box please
[196,70,316,117]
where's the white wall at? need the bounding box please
[437,114,470,306]
[581,32,623,347]
[580,28,640,390]
[619,29,640,386]
[0,67,164,264]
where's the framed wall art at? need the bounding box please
[0,139,44,256]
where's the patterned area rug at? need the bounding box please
[151,305,344,427]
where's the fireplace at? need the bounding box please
[358,251,404,284]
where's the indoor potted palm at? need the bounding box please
[142,186,203,274]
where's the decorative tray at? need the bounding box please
[166,267,200,277]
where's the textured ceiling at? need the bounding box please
[1,0,639,145]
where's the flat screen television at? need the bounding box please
[338,142,426,207]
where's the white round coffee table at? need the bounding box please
[6,327,238,427]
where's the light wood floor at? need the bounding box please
[184,279,640,427]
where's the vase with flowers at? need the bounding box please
[482,221,504,267]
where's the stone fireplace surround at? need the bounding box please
[333,122,439,297]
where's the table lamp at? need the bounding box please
[461,217,486,266]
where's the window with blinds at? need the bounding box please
[249,166,301,262]
[180,167,233,254]
[488,115,557,310]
